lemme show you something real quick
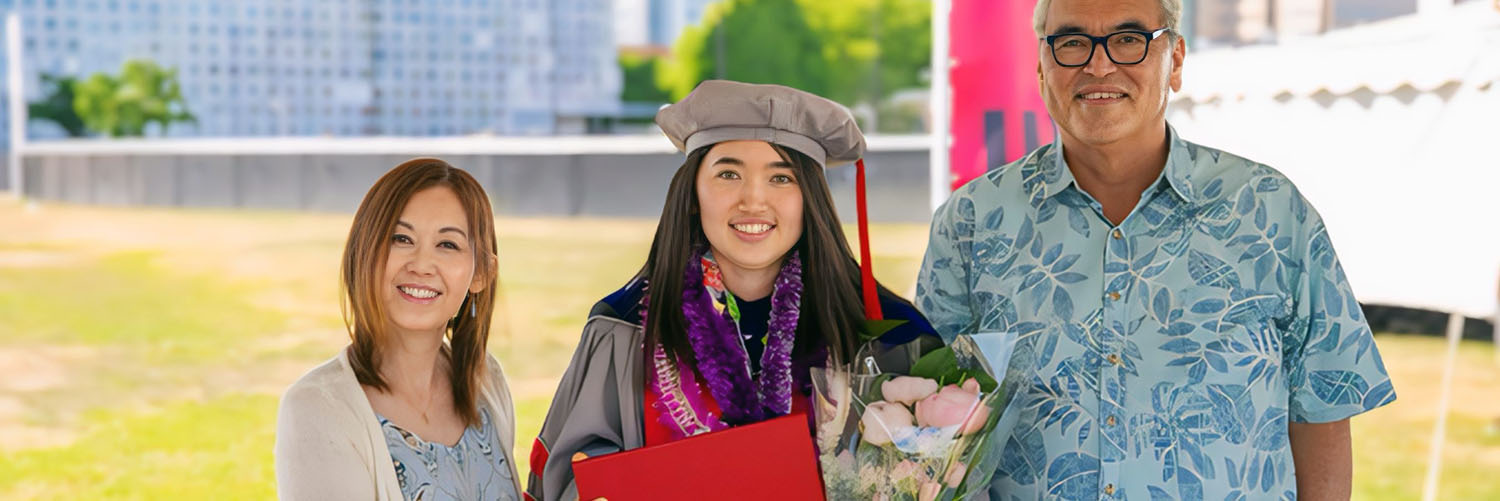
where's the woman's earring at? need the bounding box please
[470,294,477,318]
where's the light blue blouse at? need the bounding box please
[377,408,519,501]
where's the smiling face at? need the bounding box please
[380,185,484,337]
[1038,0,1184,148]
[694,140,805,282]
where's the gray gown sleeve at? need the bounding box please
[525,317,646,501]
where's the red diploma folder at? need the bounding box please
[572,413,826,500]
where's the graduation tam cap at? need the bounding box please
[655,80,885,320]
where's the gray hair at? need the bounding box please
[1032,0,1182,39]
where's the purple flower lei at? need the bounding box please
[679,248,803,424]
[759,252,803,416]
[643,282,731,438]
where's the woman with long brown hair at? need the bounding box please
[525,80,941,500]
[276,158,520,500]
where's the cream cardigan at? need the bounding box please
[274,347,521,500]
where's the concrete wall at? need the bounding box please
[18,145,938,223]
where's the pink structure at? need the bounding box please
[948,0,1055,190]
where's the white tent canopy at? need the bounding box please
[1179,5,1500,101]
[1167,2,1500,318]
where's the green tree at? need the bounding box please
[619,51,672,104]
[799,0,932,117]
[28,73,89,137]
[72,60,196,137]
[658,0,931,132]
[656,0,833,102]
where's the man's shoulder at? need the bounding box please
[953,143,1055,197]
[938,144,1056,223]
[1179,139,1307,206]
[1177,138,1328,245]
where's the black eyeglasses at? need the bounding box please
[1043,27,1171,67]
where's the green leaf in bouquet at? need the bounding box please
[860,318,910,342]
[956,368,999,393]
[865,373,898,403]
[908,346,958,380]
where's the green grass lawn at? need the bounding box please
[0,201,1496,500]
[0,395,278,500]
[0,250,287,363]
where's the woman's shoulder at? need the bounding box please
[554,287,647,382]
[274,351,383,499]
[576,315,645,360]
[279,351,360,419]
[575,277,648,349]
[589,276,647,324]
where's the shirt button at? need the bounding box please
[1104,483,1116,495]
[1111,229,1123,239]
[1106,415,1117,426]
[1106,354,1120,365]
[1107,291,1121,301]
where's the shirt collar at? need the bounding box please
[1162,124,1197,204]
[1039,122,1197,205]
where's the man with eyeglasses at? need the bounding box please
[916,0,1394,499]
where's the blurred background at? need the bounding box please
[0,0,1496,499]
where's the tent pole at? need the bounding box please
[1420,312,1465,501]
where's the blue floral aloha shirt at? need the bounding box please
[916,124,1395,501]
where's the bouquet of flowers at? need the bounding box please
[812,332,1022,501]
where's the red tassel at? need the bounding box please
[855,159,883,321]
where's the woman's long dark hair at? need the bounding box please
[639,143,908,369]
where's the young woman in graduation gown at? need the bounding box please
[523,80,941,501]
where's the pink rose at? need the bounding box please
[860,401,915,446]
[891,459,920,482]
[881,376,939,406]
[944,461,968,487]
[914,378,990,435]
[919,481,943,501]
